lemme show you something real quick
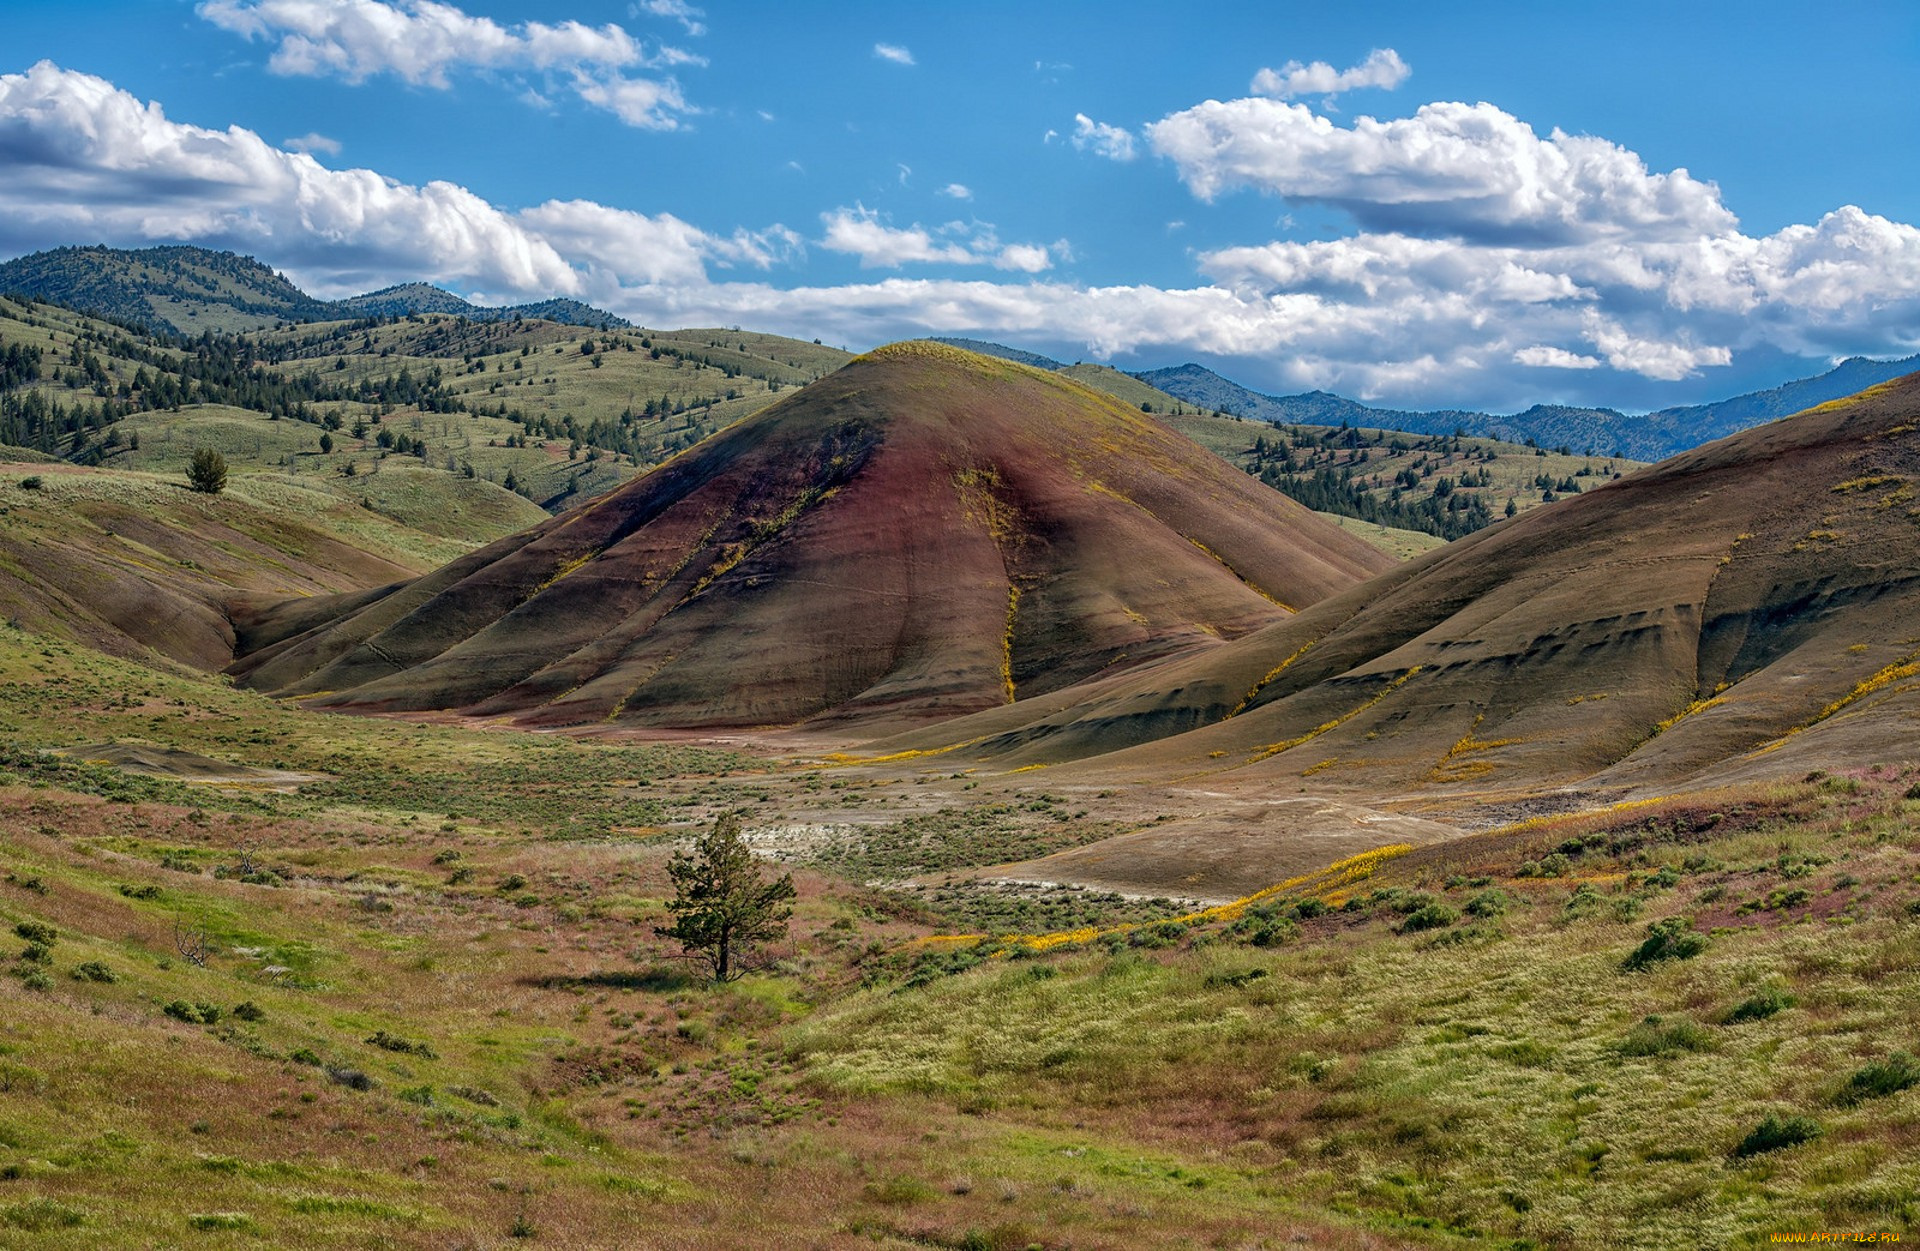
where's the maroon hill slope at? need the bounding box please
[879,372,1920,795]
[229,342,1392,730]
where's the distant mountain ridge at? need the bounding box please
[333,282,630,329]
[935,336,1920,460]
[1138,357,1920,461]
[0,245,630,334]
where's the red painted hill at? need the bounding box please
[230,342,1394,730]
[886,371,1920,797]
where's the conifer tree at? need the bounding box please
[656,813,795,982]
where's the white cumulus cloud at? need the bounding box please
[1251,48,1409,100]
[1514,345,1602,369]
[197,0,699,129]
[283,131,340,155]
[630,0,704,37]
[873,43,914,66]
[1071,112,1135,161]
[0,62,751,299]
[818,206,1051,273]
[1148,97,1735,244]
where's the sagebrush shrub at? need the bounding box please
[1733,1114,1821,1157]
[1835,1052,1920,1106]
[1724,985,1794,1024]
[1615,1015,1713,1057]
[1622,917,1706,971]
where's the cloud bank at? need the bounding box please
[1250,48,1409,100]
[2,60,1918,408]
[198,0,700,129]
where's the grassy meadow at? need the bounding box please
[3,289,1914,1246]
[2,614,1917,1247]
[1,293,854,523]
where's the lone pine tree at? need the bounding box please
[656,812,795,982]
[186,447,227,494]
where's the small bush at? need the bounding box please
[1204,967,1269,989]
[186,1211,253,1231]
[326,1066,374,1091]
[1464,888,1509,918]
[1,1197,86,1230]
[1614,1015,1713,1057]
[231,1001,266,1022]
[1562,884,1605,921]
[956,1225,1043,1251]
[18,970,50,992]
[1770,886,1813,910]
[1905,782,1920,801]
[397,1084,436,1106]
[1733,1114,1822,1158]
[12,922,56,947]
[1128,921,1188,949]
[1723,985,1794,1024]
[1292,898,1328,920]
[117,883,162,901]
[1622,917,1707,971]
[17,477,42,492]
[366,1030,436,1058]
[1834,1052,1920,1106]
[497,874,528,892]
[1231,916,1295,948]
[17,944,51,966]
[1401,903,1459,933]
[70,961,115,983]
[288,1048,322,1066]
[864,1174,937,1204]
[163,1000,224,1025]
[448,1084,500,1107]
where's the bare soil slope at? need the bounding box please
[232,342,1394,730]
[0,464,438,668]
[882,373,1920,797]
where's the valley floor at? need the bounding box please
[2,624,1918,1248]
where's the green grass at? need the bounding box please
[4,612,1920,1246]
[795,777,1920,1246]
[2,294,855,525]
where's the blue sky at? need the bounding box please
[2,0,1918,411]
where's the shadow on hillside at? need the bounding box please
[527,966,694,992]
